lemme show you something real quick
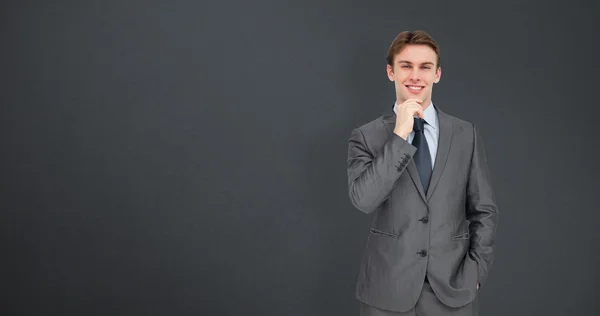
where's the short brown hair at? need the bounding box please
[386,30,441,69]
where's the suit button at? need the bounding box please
[418,216,429,223]
[417,250,427,257]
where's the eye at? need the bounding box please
[422,66,431,69]
[401,65,411,69]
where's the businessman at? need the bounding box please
[347,30,498,316]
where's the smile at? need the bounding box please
[406,85,424,92]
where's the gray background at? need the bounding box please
[2,1,599,315]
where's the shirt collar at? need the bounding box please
[393,101,438,130]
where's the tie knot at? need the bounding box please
[413,118,426,132]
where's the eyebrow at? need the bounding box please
[397,60,435,66]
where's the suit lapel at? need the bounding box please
[407,160,427,201]
[383,105,455,203]
[426,107,454,201]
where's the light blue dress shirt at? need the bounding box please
[393,101,439,168]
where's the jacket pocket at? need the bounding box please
[451,232,470,240]
[369,228,398,238]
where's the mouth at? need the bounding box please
[405,85,424,93]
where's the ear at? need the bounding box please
[433,66,442,83]
[386,64,394,81]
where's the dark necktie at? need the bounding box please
[412,118,432,193]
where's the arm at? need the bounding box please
[347,127,417,214]
[466,124,499,287]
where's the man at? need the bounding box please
[346,30,498,316]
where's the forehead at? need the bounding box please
[394,44,437,64]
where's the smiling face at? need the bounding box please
[386,44,441,108]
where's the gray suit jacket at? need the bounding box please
[347,105,498,312]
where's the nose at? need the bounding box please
[409,69,420,81]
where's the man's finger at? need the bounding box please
[404,102,423,109]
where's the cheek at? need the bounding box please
[428,74,439,83]
[395,75,407,85]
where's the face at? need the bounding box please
[386,44,441,107]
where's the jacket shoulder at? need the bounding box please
[352,115,390,135]
[348,115,394,155]
[439,110,475,133]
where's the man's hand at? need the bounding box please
[393,98,424,140]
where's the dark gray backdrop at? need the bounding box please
[2,1,599,315]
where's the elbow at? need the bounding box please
[349,183,377,214]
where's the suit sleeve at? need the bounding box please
[466,124,499,287]
[347,127,417,214]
